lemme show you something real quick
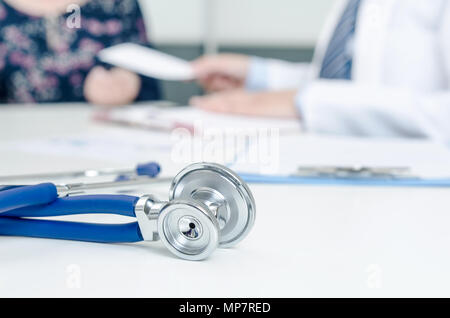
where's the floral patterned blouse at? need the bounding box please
[0,0,160,103]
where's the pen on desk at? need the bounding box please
[293,166,415,179]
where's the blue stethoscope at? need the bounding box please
[0,163,256,261]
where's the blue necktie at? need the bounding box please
[319,0,362,80]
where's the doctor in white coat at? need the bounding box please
[190,0,450,143]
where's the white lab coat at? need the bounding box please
[255,0,450,143]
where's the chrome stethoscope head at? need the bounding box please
[136,163,256,261]
[170,163,256,248]
[157,200,220,261]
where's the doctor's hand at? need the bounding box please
[190,90,298,118]
[191,54,250,92]
[84,66,141,107]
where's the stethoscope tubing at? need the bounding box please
[0,183,144,243]
[0,177,173,198]
[0,217,142,243]
[2,194,138,218]
[0,183,58,213]
[0,183,139,217]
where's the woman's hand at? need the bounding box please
[191,54,250,93]
[190,90,299,118]
[84,66,141,107]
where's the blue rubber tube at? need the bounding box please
[0,185,23,192]
[0,189,143,243]
[0,183,58,214]
[2,195,139,218]
[0,217,143,243]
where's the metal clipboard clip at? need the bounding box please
[294,166,417,179]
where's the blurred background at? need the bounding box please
[140,0,335,104]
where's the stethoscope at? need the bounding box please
[0,163,256,261]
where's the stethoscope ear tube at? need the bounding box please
[2,194,139,218]
[0,217,143,243]
[136,162,161,177]
[0,192,143,243]
[0,183,58,214]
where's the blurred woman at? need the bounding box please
[0,0,160,105]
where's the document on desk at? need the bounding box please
[98,43,194,81]
[94,105,302,135]
[0,128,247,177]
[230,135,450,187]
[1,130,173,162]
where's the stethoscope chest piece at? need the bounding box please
[158,200,219,261]
[169,163,256,248]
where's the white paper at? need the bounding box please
[98,43,195,81]
[95,105,302,134]
[0,128,247,177]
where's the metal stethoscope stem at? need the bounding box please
[55,176,173,196]
[0,176,172,196]
[0,162,161,182]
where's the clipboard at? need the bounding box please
[231,135,450,187]
[238,173,450,188]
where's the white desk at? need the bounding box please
[1,105,450,297]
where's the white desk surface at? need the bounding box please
[1,104,450,298]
